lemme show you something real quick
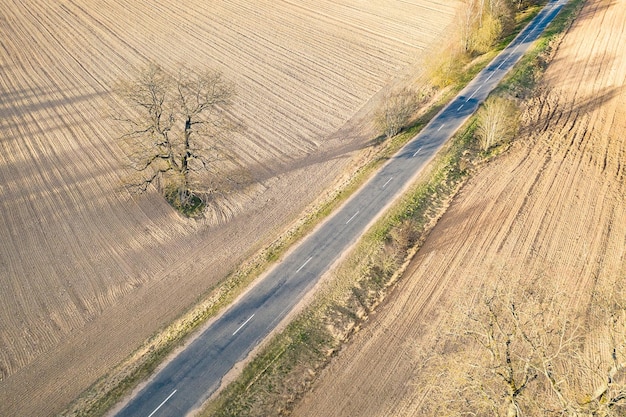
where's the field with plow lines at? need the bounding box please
[0,0,458,415]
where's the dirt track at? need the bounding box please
[293,0,626,415]
[0,1,458,415]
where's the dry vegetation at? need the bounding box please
[0,1,459,415]
[293,0,626,415]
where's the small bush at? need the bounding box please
[475,96,519,151]
[164,187,205,217]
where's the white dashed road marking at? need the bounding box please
[147,390,177,417]
[346,211,360,225]
[233,314,255,336]
[296,257,313,273]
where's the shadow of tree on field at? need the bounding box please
[567,85,621,117]
[0,83,106,143]
[524,81,621,138]
[0,81,105,113]
[547,52,617,93]
[574,0,618,24]
[247,133,376,187]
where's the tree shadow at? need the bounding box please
[0,81,105,113]
[0,79,124,220]
[529,82,621,132]
[245,136,375,187]
[569,85,621,116]
[0,83,106,143]
[573,0,618,24]
[547,52,617,91]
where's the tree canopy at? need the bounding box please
[113,63,242,216]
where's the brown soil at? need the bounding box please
[0,1,459,415]
[293,0,626,415]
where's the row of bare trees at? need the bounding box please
[458,0,514,55]
[375,0,534,143]
[427,0,541,88]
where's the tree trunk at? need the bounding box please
[179,116,192,205]
[507,400,519,417]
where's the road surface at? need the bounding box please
[114,1,569,415]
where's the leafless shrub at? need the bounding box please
[476,95,519,151]
[375,88,428,139]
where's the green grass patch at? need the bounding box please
[165,189,205,218]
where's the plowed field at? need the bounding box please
[0,0,458,415]
[293,0,626,415]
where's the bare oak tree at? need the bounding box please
[416,277,626,417]
[113,63,241,215]
[451,283,579,417]
[555,283,626,417]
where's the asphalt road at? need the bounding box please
[114,1,569,415]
